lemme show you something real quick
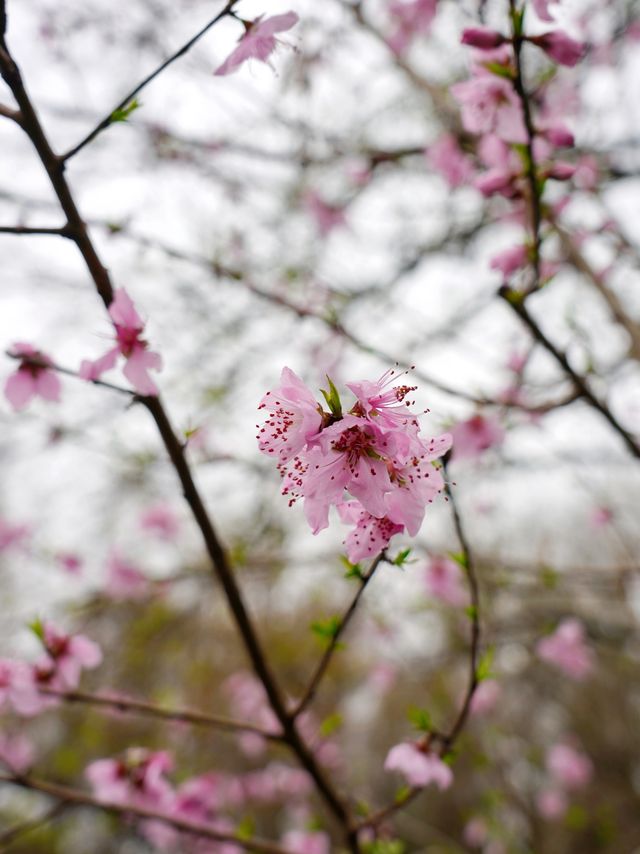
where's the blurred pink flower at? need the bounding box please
[450,414,505,460]
[0,517,30,553]
[461,28,507,50]
[36,622,102,691]
[0,659,42,716]
[304,192,348,236]
[282,830,331,854]
[424,556,467,607]
[56,552,83,575]
[387,0,437,55]
[536,788,568,820]
[590,506,613,528]
[140,504,180,540]
[490,244,529,278]
[547,743,593,790]
[426,134,475,188]
[531,31,586,67]
[4,342,61,411]
[464,816,489,847]
[532,0,560,22]
[80,288,162,395]
[536,618,594,680]
[384,743,453,789]
[470,679,501,716]
[0,732,35,773]
[105,552,149,600]
[451,76,527,144]
[214,12,299,76]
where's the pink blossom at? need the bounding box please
[338,501,404,563]
[536,788,568,820]
[424,556,467,607]
[384,743,453,789]
[282,830,331,854]
[451,76,527,144]
[464,817,489,847]
[0,517,30,553]
[56,552,83,575]
[536,618,594,680]
[532,0,560,22]
[547,743,593,790]
[387,0,437,55]
[426,134,475,188]
[461,28,507,50]
[257,367,323,464]
[105,552,149,600]
[0,732,35,773]
[346,368,420,432]
[368,661,397,694]
[490,244,529,278]
[590,506,613,528]
[35,623,102,691]
[214,12,299,76]
[304,192,347,236]
[4,342,61,411]
[80,288,162,395]
[450,414,505,460]
[140,503,180,540]
[87,749,174,812]
[544,124,575,147]
[470,679,501,716]
[531,31,586,67]
[0,659,42,716]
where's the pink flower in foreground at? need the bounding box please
[450,414,505,460]
[536,788,568,820]
[257,367,323,464]
[282,830,331,854]
[36,622,102,691]
[426,134,475,188]
[4,342,61,411]
[536,618,594,680]
[338,501,404,563]
[547,743,593,790]
[0,659,42,716]
[384,743,453,789]
[424,556,467,607]
[79,288,162,396]
[140,504,180,541]
[0,517,30,553]
[531,31,586,67]
[214,12,299,76]
[387,0,437,55]
[0,732,35,773]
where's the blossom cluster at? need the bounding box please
[257,368,452,562]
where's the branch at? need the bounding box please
[5,351,135,397]
[0,37,357,848]
[61,1,239,162]
[0,224,71,237]
[499,287,640,459]
[39,687,283,740]
[0,773,289,854]
[291,552,385,718]
[0,803,65,849]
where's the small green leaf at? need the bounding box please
[565,804,588,830]
[110,98,141,124]
[477,646,495,682]
[483,61,515,79]
[319,713,343,738]
[407,705,432,732]
[394,786,411,805]
[29,616,45,643]
[541,565,558,589]
[391,548,412,566]
[311,616,341,640]
[235,816,255,841]
[448,550,468,570]
[465,604,478,620]
[340,555,363,579]
[320,375,342,418]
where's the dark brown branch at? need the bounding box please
[0,773,288,854]
[499,286,640,459]
[61,1,239,162]
[39,687,283,740]
[0,224,71,236]
[0,27,357,850]
[292,552,385,718]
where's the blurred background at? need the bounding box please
[1,0,639,850]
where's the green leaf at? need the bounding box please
[407,705,432,732]
[340,554,363,579]
[448,550,468,570]
[465,604,478,620]
[483,61,515,80]
[235,816,255,841]
[541,565,558,589]
[311,616,341,640]
[394,786,411,805]
[110,98,141,124]
[391,548,412,566]
[28,616,45,643]
[565,804,588,830]
[476,646,495,682]
[363,842,406,854]
[320,374,342,418]
[319,713,343,738]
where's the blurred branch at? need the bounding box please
[0,803,66,851]
[291,552,386,718]
[0,224,71,236]
[0,774,288,854]
[499,286,640,459]
[61,0,240,162]
[40,687,284,740]
[5,351,135,396]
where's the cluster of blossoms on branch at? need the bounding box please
[257,368,452,562]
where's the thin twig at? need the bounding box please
[0,224,71,236]
[292,552,386,718]
[40,687,283,740]
[61,0,239,162]
[0,773,288,854]
[0,802,65,850]
[4,351,135,396]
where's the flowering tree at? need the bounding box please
[1,0,639,852]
